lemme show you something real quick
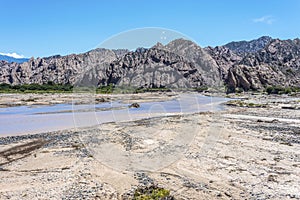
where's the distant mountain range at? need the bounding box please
[0,54,29,63]
[0,36,299,93]
[224,36,273,55]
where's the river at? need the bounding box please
[0,94,229,136]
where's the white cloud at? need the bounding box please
[0,52,25,59]
[253,15,275,25]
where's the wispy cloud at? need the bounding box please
[253,15,275,25]
[0,52,25,59]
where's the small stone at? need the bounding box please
[129,103,140,108]
[267,174,278,182]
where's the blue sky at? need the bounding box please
[0,0,299,57]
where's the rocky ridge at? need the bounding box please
[0,39,219,88]
[226,38,300,92]
[224,36,273,55]
[1,37,300,92]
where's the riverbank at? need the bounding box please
[0,92,179,108]
[0,93,299,199]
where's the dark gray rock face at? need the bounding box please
[226,39,300,92]
[224,36,272,55]
[204,46,242,80]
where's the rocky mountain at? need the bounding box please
[91,47,206,88]
[226,38,300,92]
[1,37,300,93]
[204,46,242,80]
[162,39,223,86]
[0,54,28,63]
[0,48,117,85]
[224,36,272,55]
[0,39,222,89]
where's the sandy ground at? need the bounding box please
[0,93,299,199]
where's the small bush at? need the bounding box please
[265,86,297,95]
[133,185,173,200]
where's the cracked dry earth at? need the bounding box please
[0,100,299,199]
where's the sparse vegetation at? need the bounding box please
[133,186,172,200]
[0,81,224,95]
[0,83,206,94]
[95,85,172,94]
[0,82,73,93]
[225,100,266,108]
[96,85,208,94]
[265,86,299,95]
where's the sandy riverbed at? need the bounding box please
[0,93,299,199]
[0,92,178,108]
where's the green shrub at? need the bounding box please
[0,83,73,93]
[265,86,296,95]
[0,83,11,90]
[133,186,172,200]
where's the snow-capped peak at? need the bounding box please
[0,52,25,59]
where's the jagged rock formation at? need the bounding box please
[0,49,118,85]
[111,49,130,58]
[0,39,218,89]
[80,46,206,88]
[163,39,223,86]
[204,46,242,80]
[226,38,300,92]
[1,37,300,92]
[224,36,272,55]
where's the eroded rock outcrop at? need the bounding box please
[226,39,300,92]
[0,48,118,85]
[162,39,223,86]
[204,46,242,80]
[84,47,206,88]
[0,39,217,89]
